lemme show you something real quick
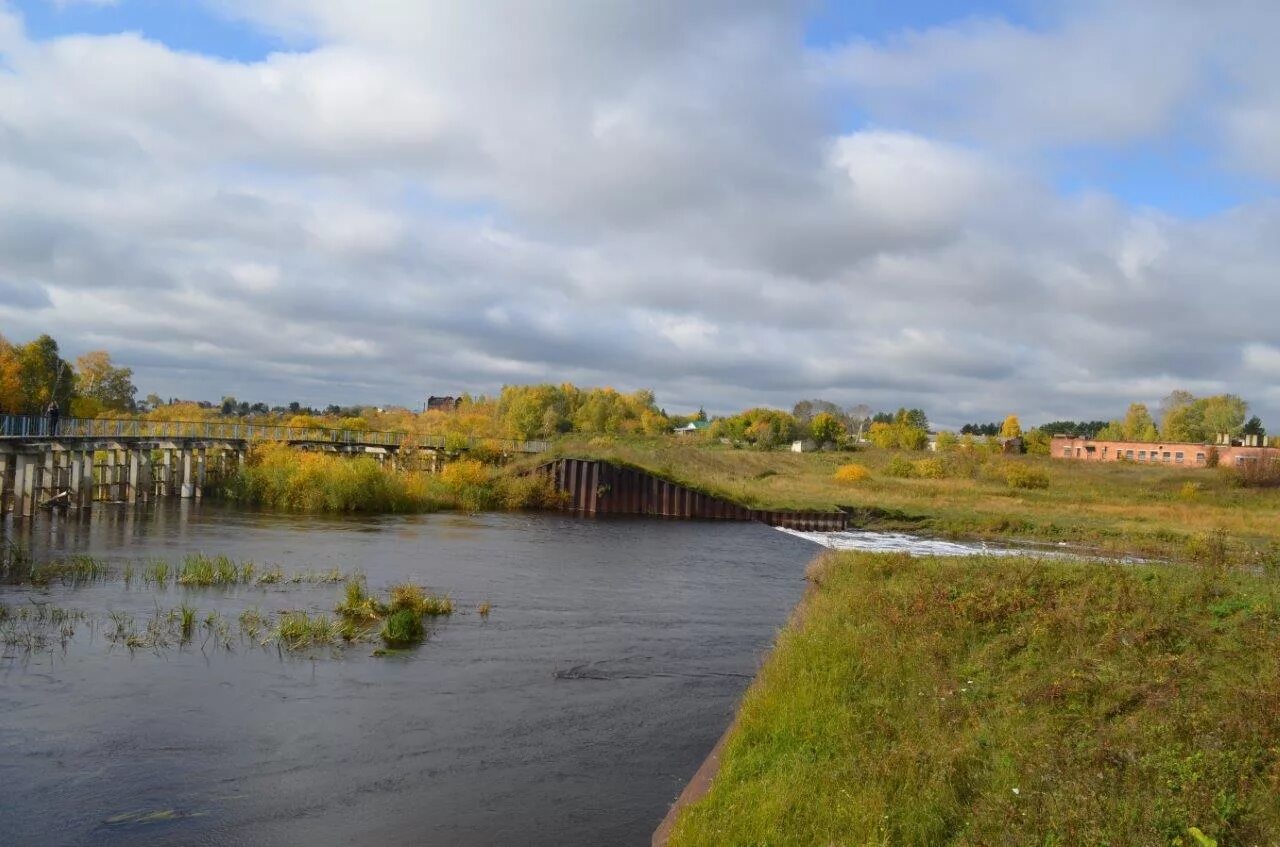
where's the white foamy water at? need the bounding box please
[775,527,1055,557]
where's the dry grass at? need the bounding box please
[516,437,1280,559]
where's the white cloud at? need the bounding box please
[0,1,1279,427]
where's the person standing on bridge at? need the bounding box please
[46,399,60,437]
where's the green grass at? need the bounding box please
[379,608,425,647]
[336,580,454,646]
[668,551,1280,846]
[273,611,341,650]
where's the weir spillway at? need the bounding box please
[531,457,849,531]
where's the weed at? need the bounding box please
[833,464,871,483]
[883,456,914,478]
[274,611,340,651]
[478,601,491,618]
[388,583,453,616]
[178,604,196,642]
[380,608,424,647]
[335,580,384,622]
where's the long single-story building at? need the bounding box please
[1051,433,1278,467]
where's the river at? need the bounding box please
[0,504,818,846]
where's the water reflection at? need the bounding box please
[1,504,816,847]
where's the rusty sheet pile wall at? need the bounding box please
[532,458,847,531]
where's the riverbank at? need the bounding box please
[663,549,1280,845]
[516,437,1280,562]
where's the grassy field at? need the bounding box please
[667,551,1280,846]
[517,437,1280,561]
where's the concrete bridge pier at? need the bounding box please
[180,448,194,499]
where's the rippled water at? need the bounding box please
[775,527,1040,556]
[0,504,817,847]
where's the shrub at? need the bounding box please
[1001,463,1050,490]
[380,609,425,647]
[884,456,915,478]
[911,458,946,479]
[1234,457,1280,488]
[1178,481,1202,500]
[833,463,871,483]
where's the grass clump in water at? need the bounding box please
[273,611,340,651]
[388,583,454,616]
[335,579,385,622]
[177,554,249,586]
[379,608,424,647]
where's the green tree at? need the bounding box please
[1121,403,1157,442]
[809,412,846,445]
[1199,394,1248,439]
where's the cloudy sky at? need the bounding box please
[2,1,1280,426]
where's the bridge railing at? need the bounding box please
[0,415,407,446]
[0,415,549,453]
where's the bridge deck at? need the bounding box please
[0,415,548,454]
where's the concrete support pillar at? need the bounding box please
[127,448,141,505]
[195,448,206,499]
[0,452,10,514]
[81,452,94,509]
[180,448,194,499]
[138,450,153,503]
[161,449,173,497]
[16,453,35,518]
[69,450,82,508]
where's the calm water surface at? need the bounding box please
[0,504,816,846]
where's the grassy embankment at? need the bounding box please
[521,436,1280,561]
[668,550,1280,846]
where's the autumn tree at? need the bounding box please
[0,335,22,413]
[75,350,137,413]
[15,335,75,414]
[999,415,1023,439]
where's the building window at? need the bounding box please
[1162,451,1171,462]
[1125,450,1134,459]
[1196,452,1206,464]
[1102,447,1109,458]
[1062,447,1072,458]
[1138,451,1146,460]
[1175,452,1184,463]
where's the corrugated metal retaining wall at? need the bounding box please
[532,458,848,531]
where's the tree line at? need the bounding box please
[0,334,136,417]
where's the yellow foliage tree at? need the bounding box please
[1000,415,1022,439]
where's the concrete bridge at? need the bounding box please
[0,415,548,518]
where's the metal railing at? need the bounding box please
[0,415,548,453]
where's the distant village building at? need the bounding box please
[673,420,710,436]
[790,439,818,453]
[426,395,461,413]
[1050,433,1278,467]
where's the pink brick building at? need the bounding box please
[1051,434,1279,468]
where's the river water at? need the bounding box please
[0,504,818,847]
